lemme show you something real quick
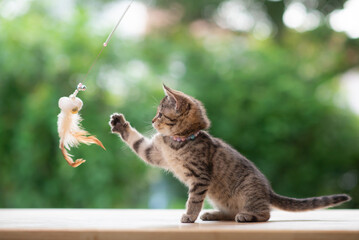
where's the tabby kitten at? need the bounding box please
[109,85,351,223]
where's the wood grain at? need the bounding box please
[0,209,358,240]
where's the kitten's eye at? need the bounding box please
[158,112,162,118]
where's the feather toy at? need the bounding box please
[57,83,105,167]
[57,0,133,167]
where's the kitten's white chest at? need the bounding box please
[154,136,194,186]
[162,148,193,186]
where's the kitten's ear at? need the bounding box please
[163,84,190,111]
[163,84,176,99]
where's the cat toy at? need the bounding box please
[58,83,105,167]
[57,0,134,167]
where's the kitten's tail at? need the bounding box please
[270,191,351,211]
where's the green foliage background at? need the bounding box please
[0,0,358,209]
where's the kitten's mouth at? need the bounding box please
[152,123,164,133]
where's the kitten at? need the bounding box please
[109,85,351,223]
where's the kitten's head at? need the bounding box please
[152,85,210,137]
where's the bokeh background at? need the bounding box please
[0,0,358,209]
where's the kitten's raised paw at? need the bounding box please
[110,113,128,130]
[110,113,126,127]
[109,113,130,140]
[181,214,196,223]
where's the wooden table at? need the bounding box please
[0,209,358,240]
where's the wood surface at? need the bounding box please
[0,209,358,240]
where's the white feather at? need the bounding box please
[57,111,83,150]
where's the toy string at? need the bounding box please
[76,0,134,92]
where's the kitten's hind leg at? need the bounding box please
[235,201,270,223]
[200,211,235,221]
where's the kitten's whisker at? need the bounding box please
[144,126,156,137]
[151,95,160,105]
[151,95,161,110]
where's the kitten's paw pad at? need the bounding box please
[110,113,129,133]
[181,214,196,223]
[110,113,126,126]
[235,213,257,223]
[200,212,218,221]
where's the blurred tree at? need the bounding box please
[154,0,348,40]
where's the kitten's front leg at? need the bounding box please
[181,181,210,223]
[110,113,167,168]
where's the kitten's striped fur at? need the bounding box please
[110,85,351,223]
